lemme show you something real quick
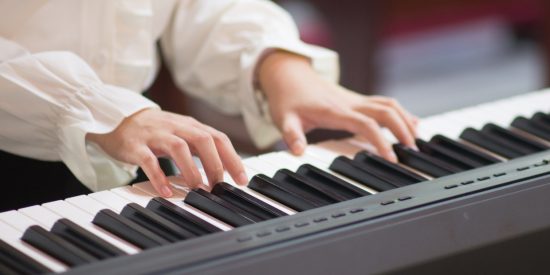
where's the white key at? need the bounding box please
[222,166,256,185]
[18,205,61,230]
[310,139,359,160]
[132,181,233,231]
[110,186,153,207]
[42,200,140,254]
[0,220,66,272]
[243,157,278,177]
[88,190,130,213]
[0,210,38,232]
[66,195,111,216]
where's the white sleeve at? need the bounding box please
[0,38,159,191]
[160,0,340,149]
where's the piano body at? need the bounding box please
[1,90,550,274]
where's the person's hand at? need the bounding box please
[86,109,248,197]
[259,51,418,162]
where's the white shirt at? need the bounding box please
[0,0,339,191]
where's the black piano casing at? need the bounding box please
[64,152,550,275]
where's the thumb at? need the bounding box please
[281,114,307,155]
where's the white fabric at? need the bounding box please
[0,0,339,191]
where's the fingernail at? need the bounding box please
[161,186,173,197]
[292,139,306,154]
[237,172,248,185]
[389,151,398,163]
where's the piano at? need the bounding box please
[1,89,550,275]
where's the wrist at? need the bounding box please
[258,50,314,99]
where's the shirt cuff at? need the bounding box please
[240,40,340,149]
[57,83,159,191]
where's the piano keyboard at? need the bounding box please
[1,89,549,274]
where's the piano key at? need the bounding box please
[0,210,38,232]
[429,134,501,166]
[481,123,548,153]
[0,221,66,273]
[307,139,360,161]
[329,156,397,191]
[65,195,113,216]
[92,209,170,249]
[460,128,525,159]
[211,182,287,220]
[17,205,127,264]
[353,151,427,186]
[21,225,98,266]
[146,198,221,236]
[43,200,139,255]
[110,186,153,207]
[273,169,345,204]
[88,191,131,213]
[393,144,459,177]
[248,174,317,212]
[243,157,279,177]
[18,205,61,229]
[0,238,51,275]
[221,177,298,216]
[262,150,376,194]
[296,164,370,200]
[50,219,126,260]
[184,189,258,226]
[416,139,478,170]
[246,154,369,209]
[120,203,195,242]
[532,112,550,127]
[511,116,550,141]
[133,182,234,231]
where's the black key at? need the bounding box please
[51,218,126,260]
[416,139,477,170]
[249,174,317,211]
[296,164,369,199]
[184,189,258,226]
[353,151,427,186]
[274,169,345,204]
[532,112,550,127]
[92,209,170,249]
[146,197,221,236]
[0,239,51,274]
[329,156,397,191]
[430,134,500,166]
[460,127,525,158]
[393,144,459,177]
[120,203,195,242]
[211,182,287,221]
[22,225,97,267]
[481,123,547,153]
[512,116,550,141]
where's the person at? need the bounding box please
[0,0,417,210]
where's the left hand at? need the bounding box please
[258,51,418,162]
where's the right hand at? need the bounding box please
[86,108,248,197]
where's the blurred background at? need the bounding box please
[151,0,550,156]
[276,0,548,116]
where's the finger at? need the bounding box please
[134,147,172,197]
[281,113,307,155]
[178,129,224,186]
[202,126,248,185]
[152,135,203,189]
[339,111,397,162]
[369,96,417,137]
[360,103,416,148]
